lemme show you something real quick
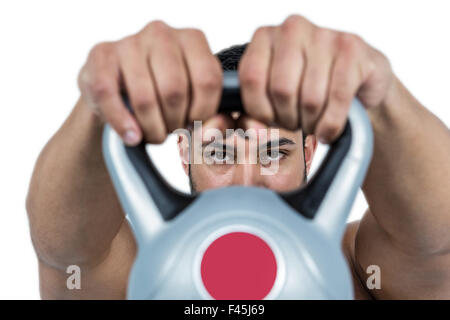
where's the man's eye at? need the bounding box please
[260,150,285,163]
[211,150,231,163]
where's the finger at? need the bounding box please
[202,113,235,132]
[195,114,234,150]
[315,35,363,143]
[269,17,310,130]
[236,115,268,132]
[117,36,167,144]
[146,24,190,133]
[238,26,275,125]
[177,28,223,123]
[300,29,336,135]
[80,43,142,146]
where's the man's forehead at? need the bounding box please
[180,114,303,149]
[192,114,301,142]
[196,126,301,147]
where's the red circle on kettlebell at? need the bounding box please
[200,231,277,300]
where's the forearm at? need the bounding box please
[26,98,125,269]
[362,75,450,254]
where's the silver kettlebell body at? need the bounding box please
[102,71,373,299]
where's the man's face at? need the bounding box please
[178,114,317,193]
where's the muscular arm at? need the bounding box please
[26,21,224,299]
[354,75,450,298]
[26,98,136,298]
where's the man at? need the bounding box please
[26,15,450,299]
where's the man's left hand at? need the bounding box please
[239,14,394,143]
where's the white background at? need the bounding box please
[0,0,449,299]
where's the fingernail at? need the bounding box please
[123,130,140,145]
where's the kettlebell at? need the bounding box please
[102,71,373,299]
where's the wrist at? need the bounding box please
[369,74,415,131]
[75,96,105,130]
[381,74,404,113]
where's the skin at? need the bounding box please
[26,15,450,299]
[179,114,314,193]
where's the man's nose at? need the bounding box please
[231,162,264,187]
[228,130,265,187]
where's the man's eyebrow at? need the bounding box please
[201,138,296,149]
[201,141,230,149]
[260,138,296,149]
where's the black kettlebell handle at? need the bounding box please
[123,71,352,220]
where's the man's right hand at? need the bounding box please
[77,20,224,146]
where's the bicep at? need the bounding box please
[39,220,137,299]
[354,209,450,299]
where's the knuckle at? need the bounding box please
[145,20,169,33]
[314,28,336,44]
[132,93,156,114]
[196,68,222,93]
[338,32,363,53]
[284,14,306,27]
[160,81,187,108]
[254,26,272,38]
[182,27,205,40]
[270,83,295,105]
[302,102,320,115]
[331,68,352,99]
[163,90,185,109]
[141,20,174,40]
[374,48,391,70]
[89,42,113,60]
[134,103,153,115]
[239,66,265,91]
[89,79,113,101]
[117,35,140,53]
[281,14,308,34]
[330,86,350,104]
[302,92,324,114]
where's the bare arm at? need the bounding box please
[38,219,136,299]
[27,98,136,299]
[26,21,223,299]
[236,15,450,299]
[26,98,129,269]
[26,98,137,299]
[355,76,450,298]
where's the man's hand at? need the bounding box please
[239,14,394,143]
[77,21,223,145]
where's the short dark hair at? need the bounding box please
[215,43,250,71]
